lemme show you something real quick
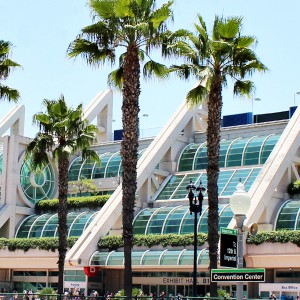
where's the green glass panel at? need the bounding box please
[276,201,300,230]
[171,173,202,200]
[146,208,171,235]
[219,140,233,168]
[16,215,39,238]
[142,251,162,265]
[244,168,261,191]
[243,137,265,166]
[20,159,55,204]
[92,152,112,179]
[221,169,252,196]
[163,207,188,234]
[133,208,153,235]
[260,135,280,164]
[226,139,247,167]
[68,157,83,181]
[64,270,85,282]
[28,214,52,238]
[160,251,182,265]
[217,170,235,195]
[198,207,208,233]
[42,214,58,237]
[180,212,194,234]
[194,144,208,170]
[105,153,121,178]
[219,205,233,229]
[132,251,144,265]
[80,158,96,179]
[107,252,124,266]
[178,144,199,172]
[90,252,109,266]
[69,211,96,237]
[156,175,185,200]
[199,249,209,265]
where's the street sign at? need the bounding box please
[220,227,238,268]
[211,268,265,282]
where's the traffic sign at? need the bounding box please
[211,268,265,282]
[220,227,238,268]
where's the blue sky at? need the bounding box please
[1,0,300,138]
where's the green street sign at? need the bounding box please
[221,228,238,235]
[211,268,265,282]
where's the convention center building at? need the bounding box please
[0,90,300,298]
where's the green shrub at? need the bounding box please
[287,180,300,195]
[98,233,208,250]
[35,195,110,212]
[0,237,78,252]
[247,230,300,247]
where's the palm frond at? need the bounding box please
[233,80,255,96]
[108,67,124,90]
[143,60,169,79]
[0,84,20,102]
[186,83,208,105]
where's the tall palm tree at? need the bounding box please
[0,40,21,102]
[25,96,99,295]
[68,0,173,295]
[164,15,267,296]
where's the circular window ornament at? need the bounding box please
[20,158,55,204]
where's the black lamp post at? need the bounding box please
[186,180,206,297]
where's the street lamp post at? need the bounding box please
[294,91,300,106]
[186,180,206,297]
[251,97,261,123]
[229,179,251,300]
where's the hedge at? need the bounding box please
[1,231,300,252]
[0,237,78,252]
[35,195,110,212]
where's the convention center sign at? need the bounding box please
[211,268,265,282]
[220,227,238,268]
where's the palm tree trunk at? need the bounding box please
[206,72,222,298]
[121,44,140,297]
[57,156,69,295]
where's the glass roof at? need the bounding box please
[90,248,209,267]
[15,211,98,238]
[275,200,300,230]
[155,167,261,201]
[20,158,55,204]
[68,149,146,181]
[178,134,280,171]
[133,204,233,235]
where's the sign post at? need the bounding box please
[220,227,238,268]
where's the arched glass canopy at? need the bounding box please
[90,248,209,267]
[20,158,55,204]
[275,200,300,230]
[133,204,233,235]
[68,149,147,181]
[178,134,280,172]
[155,167,261,201]
[15,210,98,238]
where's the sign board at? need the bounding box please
[133,277,210,286]
[220,227,238,268]
[211,268,265,282]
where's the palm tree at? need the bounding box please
[67,0,173,295]
[25,96,99,295]
[164,15,267,297]
[0,40,21,102]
